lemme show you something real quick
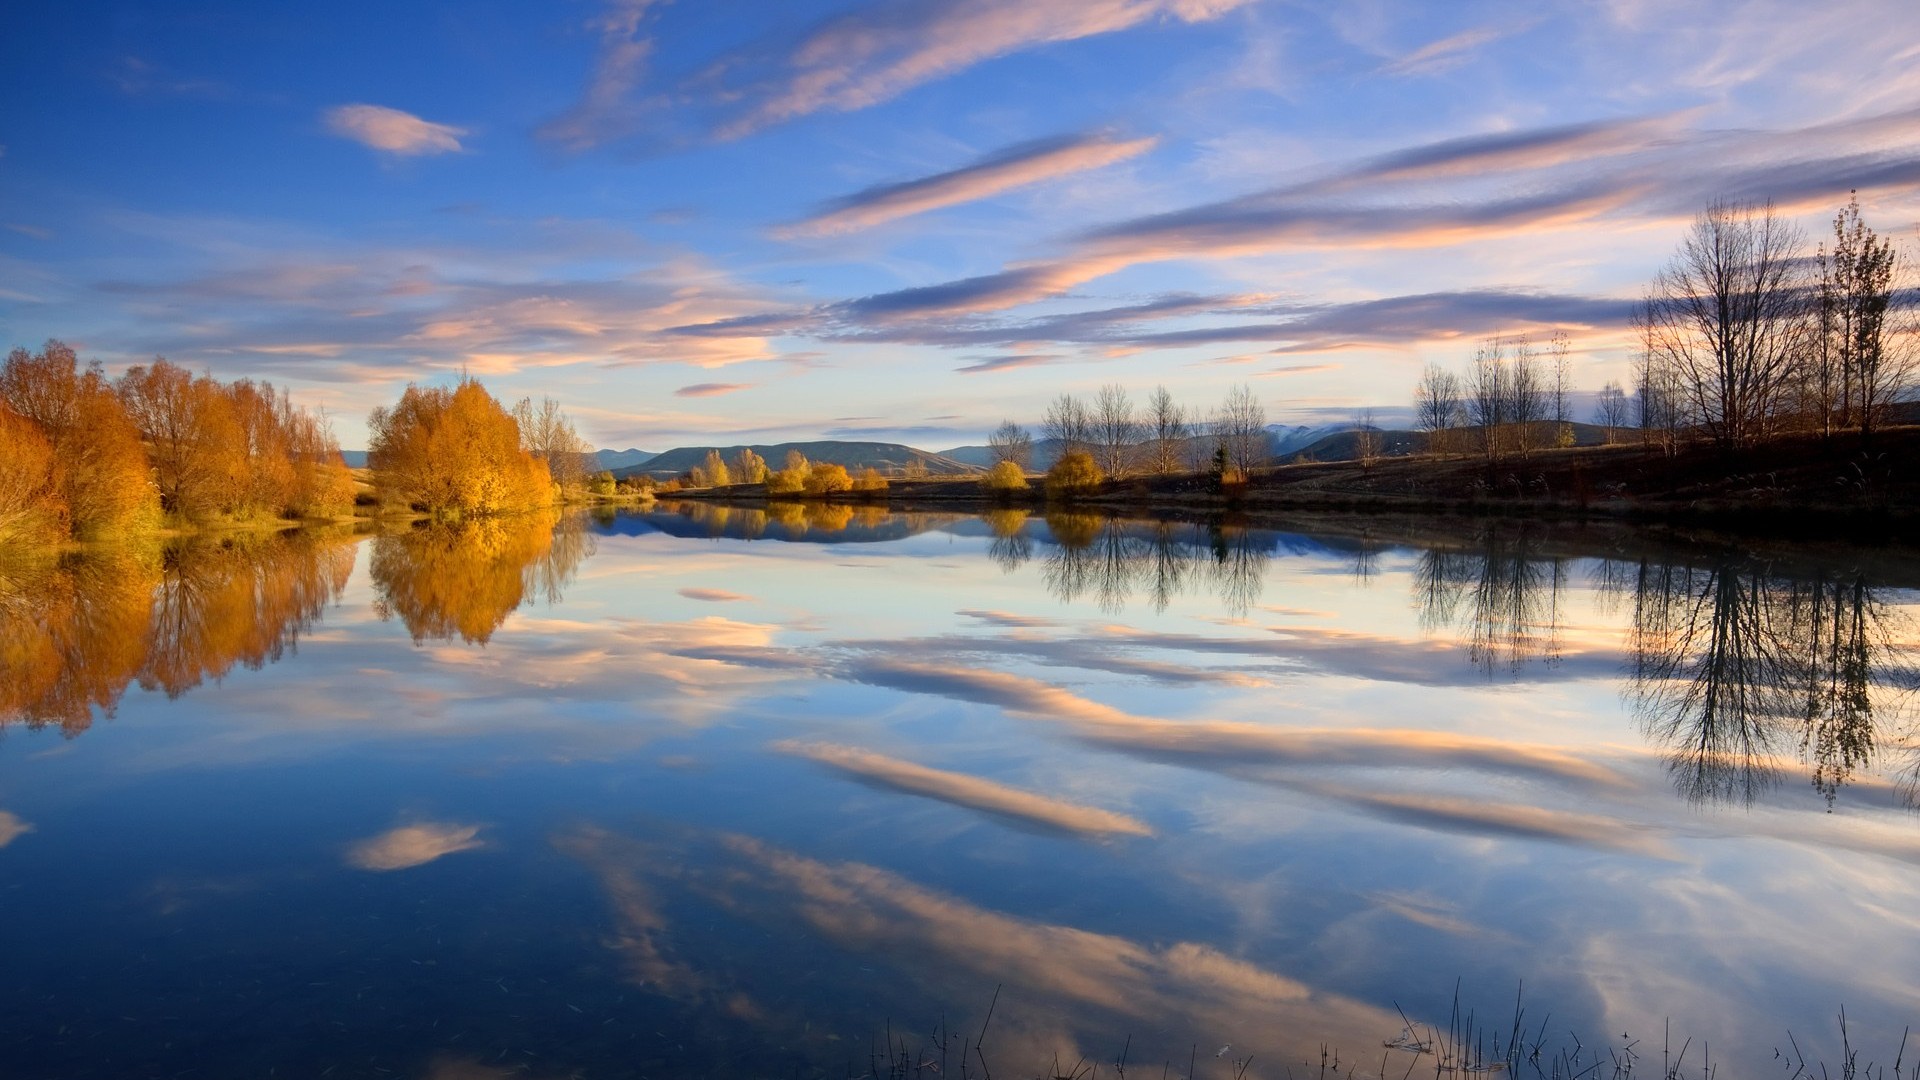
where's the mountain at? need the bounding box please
[592,448,655,471]
[615,440,979,480]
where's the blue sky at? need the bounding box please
[3,0,1919,450]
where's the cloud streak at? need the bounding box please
[775,740,1154,838]
[778,133,1157,237]
[707,0,1256,139]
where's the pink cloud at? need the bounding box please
[324,104,466,156]
[675,382,754,397]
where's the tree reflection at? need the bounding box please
[1039,514,1268,615]
[370,511,593,644]
[0,529,357,734]
[1410,528,1567,672]
[1624,556,1919,807]
[982,509,1032,573]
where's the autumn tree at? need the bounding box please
[0,406,64,544]
[981,459,1028,497]
[701,449,732,488]
[767,450,809,495]
[733,447,768,484]
[1044,449,1103,500]
[368,378,552,517]
[804,462,852,494]
[987,420,1033,469]
[116,358,244,518]
[0,341,156,538]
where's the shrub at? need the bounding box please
[1044,450,1103,500]
[804,462,852,494]
[852,468,888,492]
[981,460,1028,494]
[766,467,807,495]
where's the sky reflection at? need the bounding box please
[1,507,1917,1077]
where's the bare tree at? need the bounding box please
[1211,384,1267,477]
[1594,381,1629,444]
[1091,383,1140,478]
[1548,332,1575,448]
[1633,322,1684,456]
[1042,393,1091,457]
[513,396,593,494]
[1643,200,1811,449]
[1414,363,1462,455]
[987,420,1033,469]
[1354,408,1381,469]
[1145,385,1189,474]
[1468,336,1510,465]
[1508,336,1546,460]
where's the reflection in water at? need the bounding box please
[370,511,593,644]
[1412,528,1567,673]
[0,530,356,735]
[1624,557,1920,807]
[1037,513,1270,614]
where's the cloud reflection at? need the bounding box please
[347,822,487,871]
[0,811,33,848]
[774,740,1153,838]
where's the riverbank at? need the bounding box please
[666,426,1920,536]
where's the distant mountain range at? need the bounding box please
[344,420,1625,478]
[611,441,977,480]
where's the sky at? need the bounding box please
[3,0,1920,451]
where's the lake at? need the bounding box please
[3,503,1917,1079]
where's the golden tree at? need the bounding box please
[1,341,157,538]
[368,378,553,517]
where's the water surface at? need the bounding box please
[3,505,1917,1078]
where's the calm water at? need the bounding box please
[3,504,1918,1078]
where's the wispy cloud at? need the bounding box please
[537,0,659,151]
[706,0,1256,139]
[675,381,754,397]
[955,353,1068,374]
[1380,25,1521,77]
[778,133,1157,237]
[678,587,753,602]
[0,810,32,848]
[324,104,467,156]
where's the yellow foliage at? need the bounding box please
[370,512,569,644]
[766,467,808,495]
[368,378,554,517]
[2,342,159,539]
[981,460,1028,493]
[852,467,888,492]
[0,407,66,545]
[804,462,852,494]
[1044,450,1104,500]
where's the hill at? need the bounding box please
[615,440,978,480]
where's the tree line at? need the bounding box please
[982,383,1270,495]
[0,341,356,544]
[1413,195,1917,462]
